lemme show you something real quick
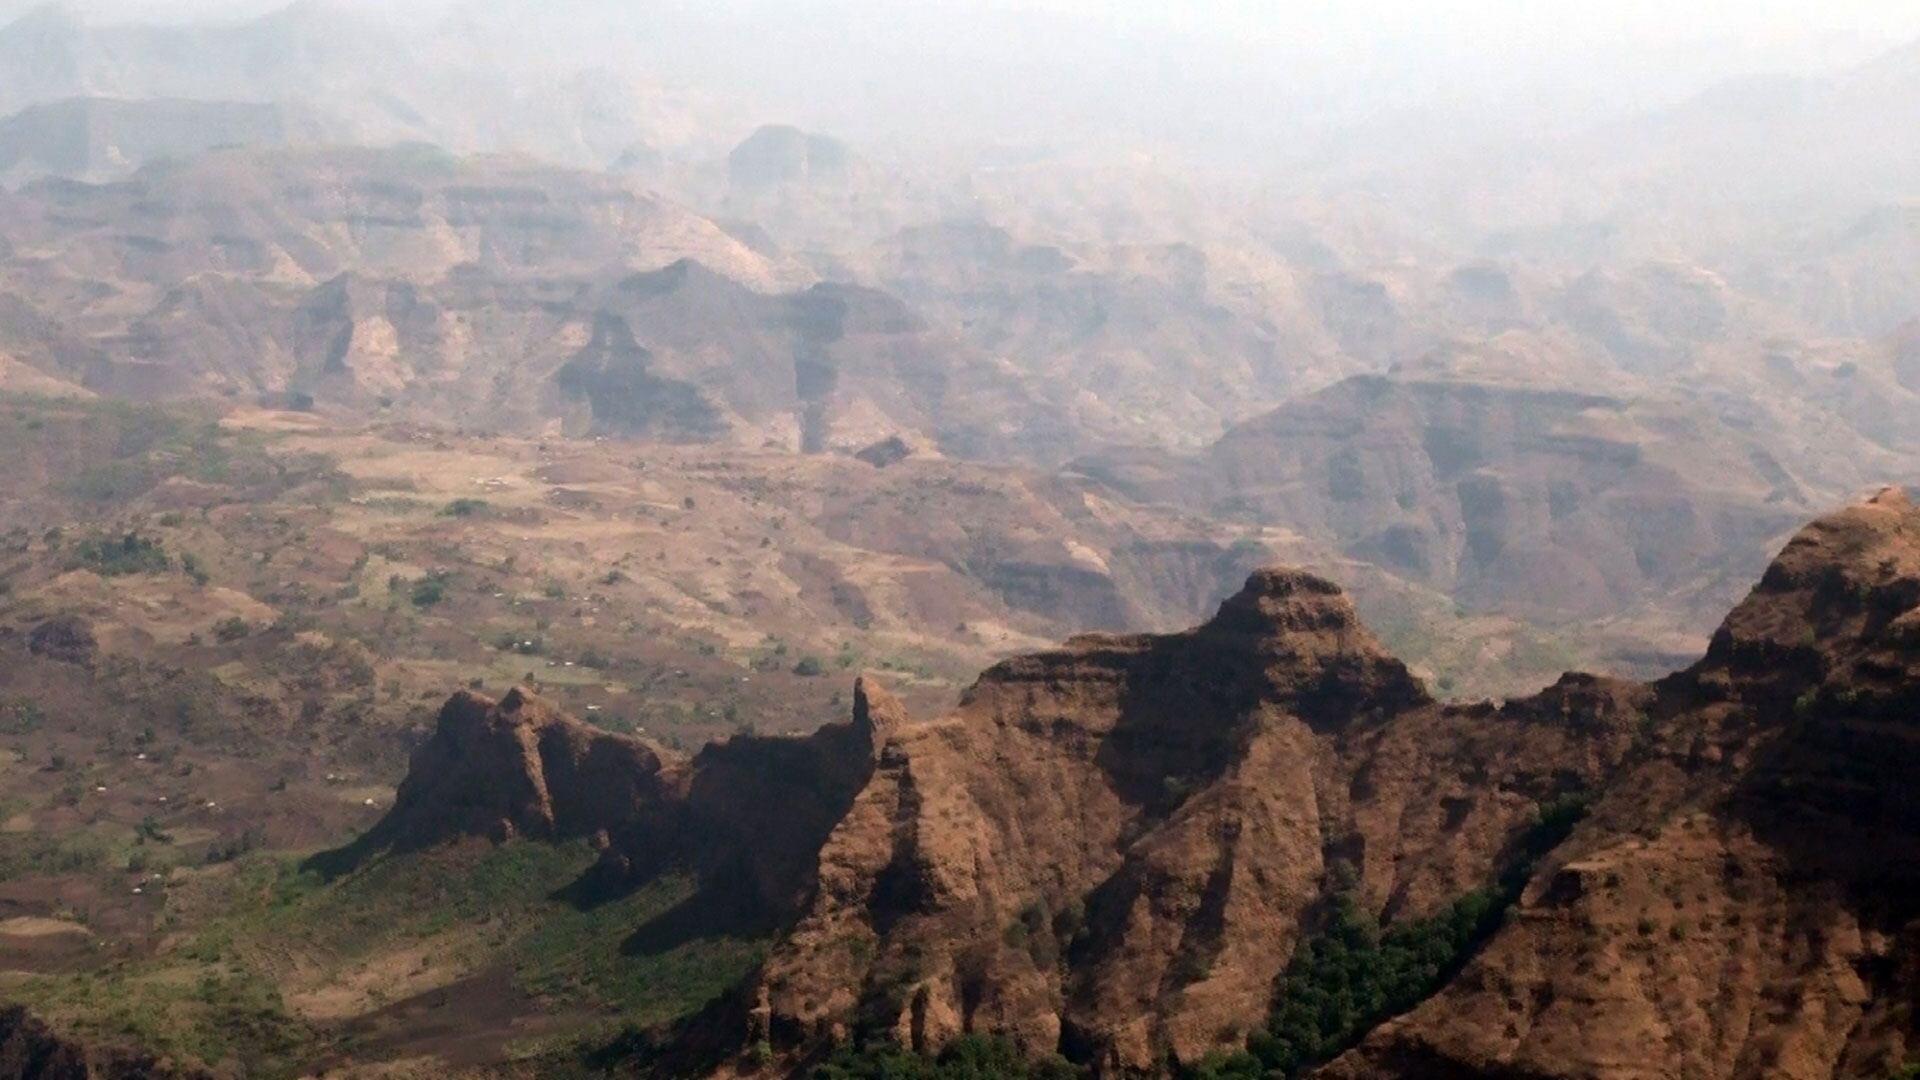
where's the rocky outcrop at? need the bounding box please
[322,679,899,926]
[362,491,1920,1080]
[346,686,688,853]
[744,568,1642,1073]
[1320,487,1920,1080]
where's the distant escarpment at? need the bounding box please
[1072,370,1900,641]
[353,489,1920,1079]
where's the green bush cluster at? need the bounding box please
[1197,890,1501,1078]
[410,572,451,608]
[440,497,490,518]
[812,1035,1084,1080]
[0,698,44,735]
[73,531,170,576]
[1189,793,1591,1079]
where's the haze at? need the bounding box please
[13,0,1920,159]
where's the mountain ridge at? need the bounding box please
[335,492,1920,1076]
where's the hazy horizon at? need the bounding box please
[11,0,1920,165]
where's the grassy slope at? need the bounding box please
[7,841,766,1077]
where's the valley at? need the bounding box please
[1,3,1919,1078]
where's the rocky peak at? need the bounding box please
[850,674,906,751]
[1194,566,1431,729]
[321,687,686,865]
[1697,485,1920,704]
[318,679,904,925]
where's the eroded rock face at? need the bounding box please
[362,490,1920,1079]
[749,567,1642,1073]
[1320,487,1920,1080]
[327,679,900,926]
[355,686,690,852]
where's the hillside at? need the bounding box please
[1074,360,1920,674]
[208,488,1914,1078]
[0,147,1097,460]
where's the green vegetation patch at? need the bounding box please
[1187,794,1590,1079]
[0,697,45,735]
[440,498,491,518]
[12,963,310,1079]
[514,875,765,1024]
[72,531,170,576]
[0,828,119,881]
[10,841,769,1077]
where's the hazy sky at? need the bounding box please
[17,0,1920,160]
[65,0,1920,68]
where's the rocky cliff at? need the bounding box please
[350,489,1920,1079]
[319,678,898,927]
[744,568,1644,1075]
[1322,486,1920,1080]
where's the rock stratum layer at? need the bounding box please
[345,489,1920,1079]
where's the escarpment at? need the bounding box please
[749,568,1644,1073]
[1321,487,1920,1080]
[355,489,1920,1079]
[312,679,898,927]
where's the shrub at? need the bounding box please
[74,532,169,576]
[213,617,252,643]
[410,574,451,608]
[793,655,826,677]
[494,632,545,656]
[1211,793,1593,1078]
[0,699,44,735]
[440,498,489,518]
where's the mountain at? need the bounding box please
[332,489,1920,1077]
[1072,359,1918,672]
[0,98,308,186]
[728,125,855,191]
[865,219,1336,448]
[0,1,725,171]
[0,146,1104,460]
[1324,487,1920,1079]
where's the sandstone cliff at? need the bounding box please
[745,568,1646,1074]
[351,490,1920,1080]
[1321,487,1920,1080]
[318,678,898,926]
